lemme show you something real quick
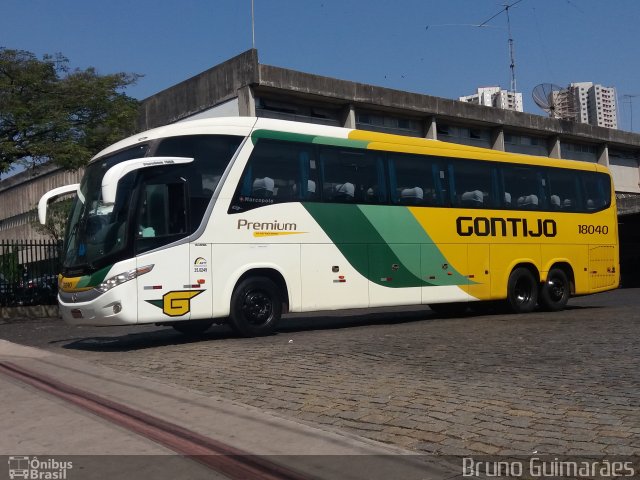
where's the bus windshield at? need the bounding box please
[63,145,149,273]
[62,134,244,275]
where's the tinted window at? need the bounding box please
[231,139,317,212]
[582,172,611,211]
[155,135,242,228]
[451,160,496,208]
[135,171,188,254]
[501,165,545,210]
[388,153,444,206]
[320,147,386,204]
[546,168,582,211]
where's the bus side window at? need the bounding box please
[320,147,385,204]
[229,139,316,212]
[502,165,542,211]
[155,135,243,230]
[135,180,188,254]
[582,172,611,212]
[547,167,582,212]
[388,153,441,206]
[451,159,494,209]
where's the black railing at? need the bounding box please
[0,240,63,307]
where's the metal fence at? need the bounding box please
[0,240,62,307]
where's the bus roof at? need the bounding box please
[91,116,606,174]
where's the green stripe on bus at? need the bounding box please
[251,130,369,149]
[303,203,431,288]
[76,265,112,288]
[357,205,469,286]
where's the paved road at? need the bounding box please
[1,289,638,457]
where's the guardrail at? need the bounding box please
[0,240,62,307]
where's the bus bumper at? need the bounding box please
[58,283,138,326]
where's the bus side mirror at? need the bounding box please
[38,184,80,225]
[101,156,194,205]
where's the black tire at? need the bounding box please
[428,302,468,317]
[507,267,538,313]
[230,276,282,337]
[539,268,570,311]
[172,319,214,335]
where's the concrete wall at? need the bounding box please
[137,49,259,130]
[0,164,83,241]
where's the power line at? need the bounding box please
[426,1,525,95]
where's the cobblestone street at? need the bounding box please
[1,289,638,457]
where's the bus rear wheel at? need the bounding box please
[507,267,538,313]
[230,276,282,337]
[539,268,570,311]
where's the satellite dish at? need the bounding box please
[532,83,577,120]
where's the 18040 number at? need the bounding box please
[578,224,609,234]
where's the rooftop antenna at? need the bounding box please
[477,0,524,95]
[251,0,256,49]
[623,94,640,132]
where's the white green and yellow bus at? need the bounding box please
[39,117,619,336]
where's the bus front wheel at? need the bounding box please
[230,276,282,337]
[507,267,538,313]
[538,268,570,311]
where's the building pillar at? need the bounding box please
[491,127,505,151]
[548,136,561,159]
[425,117,437,140]
[237,85,256,117]
[597,144,610,167]
[342,104,356,129]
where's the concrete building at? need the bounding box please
[0,164,83,241]
[459,86,523,112]
[563,82,618,129]
[2,49,640,243]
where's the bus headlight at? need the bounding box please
[95,265,154,293]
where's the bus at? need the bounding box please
[39,117,619,337]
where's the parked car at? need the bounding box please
[0,273,19,307]
[18,274,59,306]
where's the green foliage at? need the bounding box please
[0,48,141,173]
[32,198,74,242]
[0,247,20,284]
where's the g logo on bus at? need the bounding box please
[146,290,204,317]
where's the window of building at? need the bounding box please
[356,113,422,137]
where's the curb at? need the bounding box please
[0,305,59,321]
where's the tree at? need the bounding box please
[0,48,141,173]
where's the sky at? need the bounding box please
[2,0,640,132]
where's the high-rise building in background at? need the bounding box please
[459,86,523,112]
[559,82,618,129]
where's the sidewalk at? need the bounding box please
[0,339,457,480]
